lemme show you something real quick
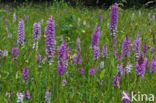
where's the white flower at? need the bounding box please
[3,50,8,57]
[125,63,132,74]
[13,13,16,23]
[41,19,44,24]
[100,61,104,68]
[45,90,51,103]
[8,33,12,38]
[42,57,47,64]
[139,11,141,16]
[60,35,64,41]
[131,13,135,20]
[83,20,86,26]
[62,80,67,87]
[16,92,24,103]
[5,92,11,97]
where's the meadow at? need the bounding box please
[0,2,156,103]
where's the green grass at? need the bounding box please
[0,2,155,103]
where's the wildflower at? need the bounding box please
[25,60,29,63]
[72,54,78,64]
[133,35,141,58]
[135,54,146,78]
[3,50,8,57]
[100,80,103,85]
[68,54,72,60]
[45,89,51,103]
[112,75,120,88]
[89,67,95,75]
[98,13,102,22]
[11,48,19,57]
[8,33,12,38]
[113,37,118,58]
[44,34,46,38]
[109,3,118,58]
[13,13,16,22]
[17,19,25,45]
[82,30,85,33]
[150,58,156,73]
[45,16,56,59]
[122,91,131,103]
[78,67,84,75]
[122,36,130,57]
[118,53,123,61]
[5,92,11,98]
[117,63,123,76]
[102,44,108,57]
[147,27,151,33]
[150,46,154,55]
[33,22,41,50]
[22,68,29,82]
[139,11,141,16]
[67,37,70,41]
[5,4,9,13]
[62,80,67,86]
[109,3,118,36]
[25,90,30,99]
[0,50,3,57]
[33,22,41,41]
[16,92,24,103]
[153,15,155,21]
[131,13,135,20]
[125,63,132,75]
[77,56,82,65]
[57,60,65,76]
[143,42,148,53]
[100,61,104,68]
[58,41,67,62]
[41,19,44,24]
[2,15,4,19]
[93,46,100,60]
[83,20,86,26]
[91,25,100,49]
[36,54,42,63]
[76,37,81,53]
[5,19,8,27]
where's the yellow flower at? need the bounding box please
[149,45,151,48]
[82,30,85,33]
[25,60,29,63]
[67,37,70,41]
[44,34,46,38]
[130,43,133,47]
[68,54,72,60]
